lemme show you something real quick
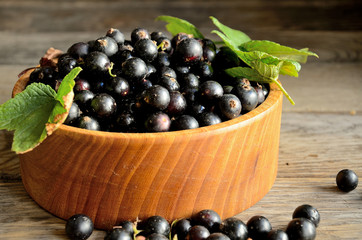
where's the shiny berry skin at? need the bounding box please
[58,54,77,77]
[254,83,266,105]
[154,52,171,68]
[67,42,89,60]
[74,90,95,112]
[141,85,170,110]
[65,214,93,240]
[122,57,148,81]
[115,112,136,132]
[179,73,199,90]
[158,75,180,92]
[292,204,320,227]
[199,81,224,101]
[116,220,135,235]
[93,36,118,57]
[74,78,91,92]
[143,215,171,236]
[246,216,272,240]
[105,76,130,98]
[172,115,199,131]
[219,217,248,240]
[186,225,210,240]
[175,38,203,64]
[77,116,100,131]
[206,233,230,240]
[106,28,125,45]
[145,112,171,132]
[202,46,216,63]
[134,38,158,62]
[64,102,81,125]
[171,33,191,48]
[151,31,167,41]
[232,84,258,112]
[166,91,187,116]
[156,37,172,53]
[336,169,358,192]
[159,66,177,79]
[131,27,150,45]
[147,233,169,240]
[197,112,221,127]
[201,39,216,51]
[286,218,316,240]
[194,62,213,80]
[90,93,117,118]
[267,229,289,240]
[218,94,242,119]
[28,66,58,89]
[172,218,192,240]
[84,51,111,76]
[192,209,222,233]
[105,228,133,240]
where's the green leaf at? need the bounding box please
[210,16,251,46]
[240,40,318,63]
[156,15,204,39]
[280,60,301,77]
[0,67,81,153]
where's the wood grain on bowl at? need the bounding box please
[13,68,283,230]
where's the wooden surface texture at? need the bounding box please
[1,0,362,239]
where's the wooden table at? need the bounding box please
[1,1,361,239]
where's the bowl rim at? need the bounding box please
[13,67,283,140]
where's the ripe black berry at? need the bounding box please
[156,37,172,53]
[122,57,148,81]
[141,85,170,111]
[292,204,320,227]
[254,83,266,105]
[154,52,171,68]
[186,225,210,240]
[67,42,90,60]
[202,46,216,63]
[65,214,93,240]
[175,38,203,64]
[90,93,117,118]
[232,84,258,112]
[105,228,133,240]
[286,218,316,240]
[74,78,91,92]
[28,66,59,90]
[197,112,221,127]
[336,169,358,192]
[218,94,242,120]
[105,76,130,99]
[77,116,101,131]
[158,75,180,92]
[131,27,150,45]
[194,62,213,80]
[143,215,171,237]
[172,218,192,240]
[151,31,167,41]
[267,229,289,240]
[206,233,230,240]
[166,91,187,115]
[145,112,171,132]
[147,233,169,240]
[84,51,111,76]
[64,102,81,125]
[106,28,125,45]
[219,217,248,240]
[179,73,199,90]
[115,112,136,132]
[116,220,135,235]
[93,36,118,57]
[199,81,224,102]
[192,209,221,233]
[172,115,199,130]
[246,215,272,240]
[74,90,95,112]
[134,38,158,62]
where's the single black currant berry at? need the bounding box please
[134,38,158,62]
[93,36,118,57]
[134,78,153,93]
[115,220,135,235]
[179,73,199,90]
[84,51,111,76]
[28,66,58,89]
[171,33,191,49]
[105,76,130,98]
[219,217,248,240]
[141,85,170,110]
[158,75,180,92]
[218,94,242,119]
[58,54,78,77]
[172,218,192,240]
[197,112,221,127]
[147,233,169,240]
[64,102,81,125]
[115,112,136,132]
[156,37,172,53]
[186,225,210,240]
[206,233,230,240]
[131,27,150,45]
[194,62,213,80]
[166,91,187,116]
[77,116,101,131]
[90,93,117,118]
[192,209,222,233]
[105,228,133,240]
[246,216,272,240]
[74,78,91,92]
[151,31,167,41]
[122,57,148,81]
[174,65,191,75]
[336,169,358,192]
[254,83,266,105]
[202,46,216,63]
[286,218,316,240]
[67,42,90,60]
[266,229,289,240]
[153,51,171,68]
[172,115,199,131]
[146,63,157,78]
[74,90,95,112]
[143,215,171,236]
[292,204,320,227]
[187,102,206,116]
[106,28,125,45]
[232,84,258,112]
[159,66,177,79]
[145,112,171,132]
[113,50,133,66]
[175,38,203,64]
[65,214,93,240]
[199,81,224,101]
[201,39,216,51]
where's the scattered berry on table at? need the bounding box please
[336,169,358,192]
[65,214,93,240]
[292,204,320,227]
[286,218,316,240]
[246,215,272,240]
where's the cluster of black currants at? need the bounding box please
[28,27,268,132]
[65,206,320,240]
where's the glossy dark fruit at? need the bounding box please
[115,220,135,235]
[186,225,210,240]
[171,33,192,48]
[105,76,130,98]
[166,91,187,115]
[64,102,81,125]
[201,39,216,51]
[84,51,111,75]
[218,94,242,119]
[93,36,118,57]
[147,233,169,240]
[286,218,316,240]
[175,38,203,64]
[106,28,125,45]
[77,116,100,131]
[192,209,222,233]
[113,50,133,65]
[202,46,216,63]
[74,90,95,111]
[145,112,171,132]
[194,62,213,80]
[143,215,171,236]
[122,57,148,81]
[65,214,93,240]
[154,51,171,68]
[336,169,358,192]
[134,38,158,62]
[219,217,248,240]
[146,63,157,78]
[267,229,289,240]
[90,93,117,118]
[105,228,133,240]
[134,78,153,93]
[28,66,58,89]
[151,31,167,41]
[187,102,206,116]
[206,233,230,240]
[115,112,136,132]
[179,73,199,90]
[172,218,192,240]
[159,66,177,79]
[232,84,258,112]
[246,216,272,240]
[158,75,180,92]
[199,81,224,101]
[182,88,198,104]
[141,85,170,110]
[222,86,233,94]
[292,204,320,227]
[58,54,78,77]
[131,27,150,45]
[174,65,191,75]
[197,112,221,127]
[235,78,250,86]
[74,78,91,92]
[67,42,90,60]
[156,37,172,53]
[254,83,266,105]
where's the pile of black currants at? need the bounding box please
[65,206,320,240]
[27,27,268,132]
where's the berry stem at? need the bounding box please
[108,62,117,77]
[272,79,295,105]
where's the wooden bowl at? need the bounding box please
[13,69,283,229]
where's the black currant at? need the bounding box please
[106,28,125,45]
[292,204,320,227]
[122,57,148,81]
[58,54,78,77]
[218,94,242,120]
[93,36,118,57]
[143,215,171,236]
[145,112,171,132]
[175,38,203,65]
[172,218,192,240]
[213,47,240,70]
[141,85,170,110]
[115,220,135,235]
[194,62,213,80]
[179,73,199,90]
[336,169,358,192]
[158,75,180,92]
[74,78,91,92]
[74,90,95,112]
[156,37,172,53]
[105,228,133,240]
[134,38,158,62]
[64,102,81,125]
[186,225,210,240]
[199,81,224,102]
[105,76,130,99]
[192,209,221,233]
[267,229,289,240]
[286,218,316,240]
[84,51,111,76]
[166,91,187,116]
[90,93,117,118]
[131,28,150,45]
[171,33,191,49]
[77,116,100,131]
[153,52,171,68]
[174,65,191,75]
[65,214,93,240]
[254,83,266,105]
[151,31,167,41]
[28,66,58,89]
[202,46,216,63]
[147,233,169,240]
[246,215,272,240]
[201,39,216,51]
[114,112,136,132]
[219,217,248,240]
[232,84,258,112]
[67,42,90,60]
[206,233,230,240]
[159,66,177,79]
